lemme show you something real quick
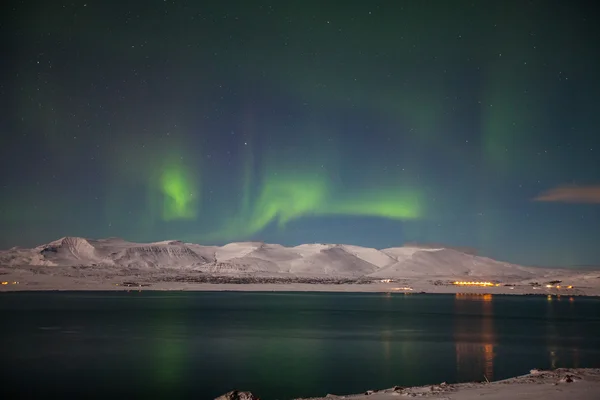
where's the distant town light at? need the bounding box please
[452,281,495,287]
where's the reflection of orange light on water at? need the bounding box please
[455,293,494,300]
[484,343,494,380]
[454,293,495,382]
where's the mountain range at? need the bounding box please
[0,236,572,280]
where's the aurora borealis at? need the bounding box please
[2,0,600,266]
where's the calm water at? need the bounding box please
[1,292,599,399]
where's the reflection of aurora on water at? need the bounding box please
[153,296,188,392]
[381,293,393,355]
[454,293,495,381]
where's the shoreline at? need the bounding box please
[293,368,600,400]
[2,268,599,296]
[1,281,599,297]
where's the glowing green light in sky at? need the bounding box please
[160,160,198,221]
[256,174,329,227]
[327,189,422,220]
[206,170,422,240]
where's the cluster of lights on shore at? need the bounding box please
[451,281,574,289]
[452,281,499,287]
[546,284,573,289]
[379,280,575,290]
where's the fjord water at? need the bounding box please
[1,292,599,399]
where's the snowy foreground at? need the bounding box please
[1,236,599,295]
[291,368,600,400]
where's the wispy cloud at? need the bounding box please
[533,185,600,204]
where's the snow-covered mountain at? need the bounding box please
[0,236,569,280]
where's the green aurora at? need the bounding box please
[160,157,199,221]
[162,149,422,240]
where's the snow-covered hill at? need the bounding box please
[370,248,543,279]
[0,236,572,280]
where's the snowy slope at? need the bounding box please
[339,244,397,268]
[0,237,212,269]
[215,242,264,261]
[288,245,379,276]
[370,248,541,279]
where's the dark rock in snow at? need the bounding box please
[214,390,259,400]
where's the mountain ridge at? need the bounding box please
[0,236,570,280]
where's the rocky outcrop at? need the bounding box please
[214,390,259,400]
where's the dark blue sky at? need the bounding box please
[2,0,599,266]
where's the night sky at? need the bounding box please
[2,1,600,266]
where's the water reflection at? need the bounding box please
[1,292,599,399]
[570,297,579,368]
[572,347,580,368]
[153,295,187,393]
[546,293,558,369]
[381,293,392,364]
[454,294,496,381]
